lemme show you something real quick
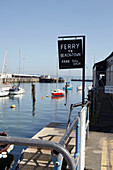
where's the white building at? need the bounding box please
[0,73,12,78]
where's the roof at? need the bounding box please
[93,59,106,71]
[93,51,113,71]
[105,51,113,61]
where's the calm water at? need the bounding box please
[0,81,91,169]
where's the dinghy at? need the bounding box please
[0,131,14,158]
[51,89,65,97]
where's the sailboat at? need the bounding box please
[63,81,73,90]
[63,71,73,90]
[9,49,25,95]
[1,48,12,92]
[51,88,65,97]
[9,81,25,95]
[51,57,65,97]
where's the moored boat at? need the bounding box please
[51,89,65,97]
[9,82,25,95]
[77,85,82,91]
[2,85,12,92]
[63,82,73,90]
[0,89,9,97]
[0,131,14,158]
[77,85,86,91]
[9,86,25,95]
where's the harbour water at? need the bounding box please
[0,80,92,169]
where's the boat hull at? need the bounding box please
[51,89,65,97]
[0,91,9,97]
[63,86,73,90]
[2,86,12,92]
[9,88,25,95]
[52,93,64,97]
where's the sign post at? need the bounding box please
[82,36,85,104]
[58,36,85,104]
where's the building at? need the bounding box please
[0,73,39,83]
[93,52,113,98]
[0,73,12,78]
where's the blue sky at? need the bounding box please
[0,0,113,77]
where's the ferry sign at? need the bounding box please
[58,39,84,69]
[105,86,113,94]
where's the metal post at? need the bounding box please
[79,107,86,170]
[75,120,80,170]
[51,150,63,170]
[86,106,89,139]
[82,36,85,105]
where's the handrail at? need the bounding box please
[67,103,82,129]
[51,101,90,170]
[59,116,79,146]
[0,136,76,170]
[67,102,87,129]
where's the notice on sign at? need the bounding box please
[58,39,84,69]
[105,86,113,94]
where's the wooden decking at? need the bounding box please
[19,122,76,169]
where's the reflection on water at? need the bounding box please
[32,98,36,116]
[51,96,65,101]
[0,96,9,103]
[9,94,24,100]
[77,89,82,93]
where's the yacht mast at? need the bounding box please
[2,48,7,74]
[19,49,21,75]
[19,48,21,81]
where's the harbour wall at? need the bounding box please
[1,78,39,83]
[1,77,65,83]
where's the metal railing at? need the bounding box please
[0,101,90,170]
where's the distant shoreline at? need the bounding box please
[71,79,93,82]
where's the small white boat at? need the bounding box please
[9,82,25,95]
[77,85,82,91]
[0,89,9,97]
[9,86,25,95]
[88,85,92,90]
[51,89,65,97]
[9,50,25,95]
[77,85,86,91]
